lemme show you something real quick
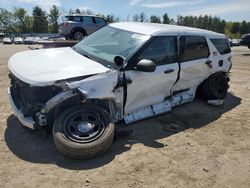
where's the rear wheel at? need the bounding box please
[72,30,85,41]
[201,73,229,100]
[53,104,115,159]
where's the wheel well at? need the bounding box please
[195,71,229,98]
[47,98,116,127]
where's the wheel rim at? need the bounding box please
[73,31,84,40]
[210,76,227,98]
[63,110,105,143]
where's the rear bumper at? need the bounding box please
[8,87,35,129]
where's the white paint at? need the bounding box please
[110,22,226,38]
[68,71,119,101]
[8,47,110,86]
[8,22,233,127]
[125,63,179,114]
[124,89,195,124]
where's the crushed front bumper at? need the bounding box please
[8,87,35,129]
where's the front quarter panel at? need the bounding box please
[67,71,119,100]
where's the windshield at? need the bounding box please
[73,26,150,69]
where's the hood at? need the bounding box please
[8,47,110,86]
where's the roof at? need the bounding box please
[110,22,225,38]
[64,14,103,18]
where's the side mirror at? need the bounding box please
[136,59,156,72]
[114,56,124,67]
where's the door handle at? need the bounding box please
[205,60,212,67]
[164,69,174,74]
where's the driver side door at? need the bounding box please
[124,36,179,115]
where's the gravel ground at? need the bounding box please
[0,44,250,188]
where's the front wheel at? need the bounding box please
[53,104,115,159]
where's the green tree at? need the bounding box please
[241,20,247,35]
[24,15,33,32]
[150,15,161,23]
[13,7,31,32]
[231,22,241,34]
[133,14,139,22]
[49,5,60,33]
[106,14,114,23]
[247,22,250,33]
[32,6,48,33]
[0,8,14,33]
[162,13,170,24]
[75,8,81,14]
[140,12,146,22]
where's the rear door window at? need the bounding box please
[210,38,231,55]
[180,36,210,62]
[67,16,82,22]
[83,16,94,24]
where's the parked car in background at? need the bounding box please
[240,34,250,49]
[33,37,41,44]
[8,23,232,159]
[59,14,108,40]
[24,37,35,45]
[228,38,232,47]
[3,37,13,44]
[14,37,23,44]
[231,39,240,46]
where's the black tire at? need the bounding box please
[53,104,115,159]
[72,30,85,41]
[201,72,229,100]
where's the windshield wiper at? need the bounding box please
[83,54,92,60]
[73,46,93,60]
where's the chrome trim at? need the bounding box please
[8,87,35,129]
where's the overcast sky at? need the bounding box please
[1,0,250,21]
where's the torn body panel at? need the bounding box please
[67,70,124,122]
[124,89,195,124]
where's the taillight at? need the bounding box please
[64,21,70,27]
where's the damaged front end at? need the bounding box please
[8,70,123,130]
[8,74,81,129]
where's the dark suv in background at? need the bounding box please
[240,34,250,49]
[59,14,108,40]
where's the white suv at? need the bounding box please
[8,23,232,159]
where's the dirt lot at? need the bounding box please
[0,44,250,188]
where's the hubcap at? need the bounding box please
[74,32,84,40]
[77,121,94,133]
[63,111,105,143]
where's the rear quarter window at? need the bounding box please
[94,17,107,25]
[210,38,231,55]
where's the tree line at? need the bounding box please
[0,6,59,33]
[1,6,250,38]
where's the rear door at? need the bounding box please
[125,36,179,114]
[172,35,211,93]
[82,16,96,35]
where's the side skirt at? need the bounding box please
[124,89,195,124]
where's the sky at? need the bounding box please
[0,0,250,22]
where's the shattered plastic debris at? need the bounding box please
[207,99,224,106]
